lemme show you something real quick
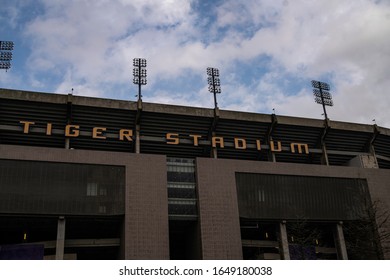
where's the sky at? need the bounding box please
[1,0,390,127]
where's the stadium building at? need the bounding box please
[0,88,389,260]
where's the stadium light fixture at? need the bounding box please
[133,58,147,101]
[207,67,221,109]
[0,41,14,71]
[311,80,333,120]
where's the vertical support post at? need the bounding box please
[65,139,70,149]
[319,87,328,120]
[367,124,380,167]
[279,221,290,260]
[134,98,142,154]
[211,132,218,159]
[210,108,220,159]
[321,144,330,166]
[267,114,277,162]
[334,221,348,260]
[65,93,73,149]
[138,65,142,102]
[135,124,141,154]
[211,148,218,158]
[55,216,66,260]
[268,150,276,162]
[211,71,217,109]
[319,118,330,166]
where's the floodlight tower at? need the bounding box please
[312,80,333,120]
[207,67,221,109]
[0,41,14,71]
[133,58,147,101]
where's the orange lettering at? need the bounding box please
[212,137,224,148]
[166,133,179,145]
[65,125,80,137]
[92,127,106,139]
[234,138,247,149]
[119,129,133,141]
[270,141,282,152]
[19,121,35,134]
[189,134,202,146]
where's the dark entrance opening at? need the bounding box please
[240,220,280,260]
[169,220,201,260]
[0,215,123,260]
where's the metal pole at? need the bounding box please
[138,61,142,101]
[319,87,328,120]
[212,72,218,109]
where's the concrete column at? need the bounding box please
[212,147,218,158]
[55,216,66,260]
[334,222,348,260]
[279,221,290,260]
[135,99,142,154]
[211,132,218,159]
[321,144,329,166]
[65,138,70,149]
[65,94,73,149]
[135,124,141,154]
[210,108,219,159]
[268,151,276,162]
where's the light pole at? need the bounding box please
[207,67,221,109]
[312,80,333,120]
[133,58,147,101]
[0,41,14,71]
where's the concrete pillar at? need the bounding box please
[334,222,348,260]
[268,151,276,162]
[212,147,218,158]
[321,144,329,166]
[211,132,218,159]
[65,138,70,149]
[65,93,73,149]
[135,124,141,154]
[279,221,290,260]
[55,216,66,260]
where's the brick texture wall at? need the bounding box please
[0,144,169,260]
[196,157,390,260]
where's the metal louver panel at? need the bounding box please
[236,173,369,221]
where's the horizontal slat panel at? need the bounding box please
[236,173,369,220]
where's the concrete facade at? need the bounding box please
[1,143,390,259]
[1,88,390,260]
[196,157,390,259]
[0,144,169,260]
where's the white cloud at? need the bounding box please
[215,0,390,125]
[23,0,195,93]
[3,0,390,127]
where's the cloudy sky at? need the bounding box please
[1,0,389,126]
